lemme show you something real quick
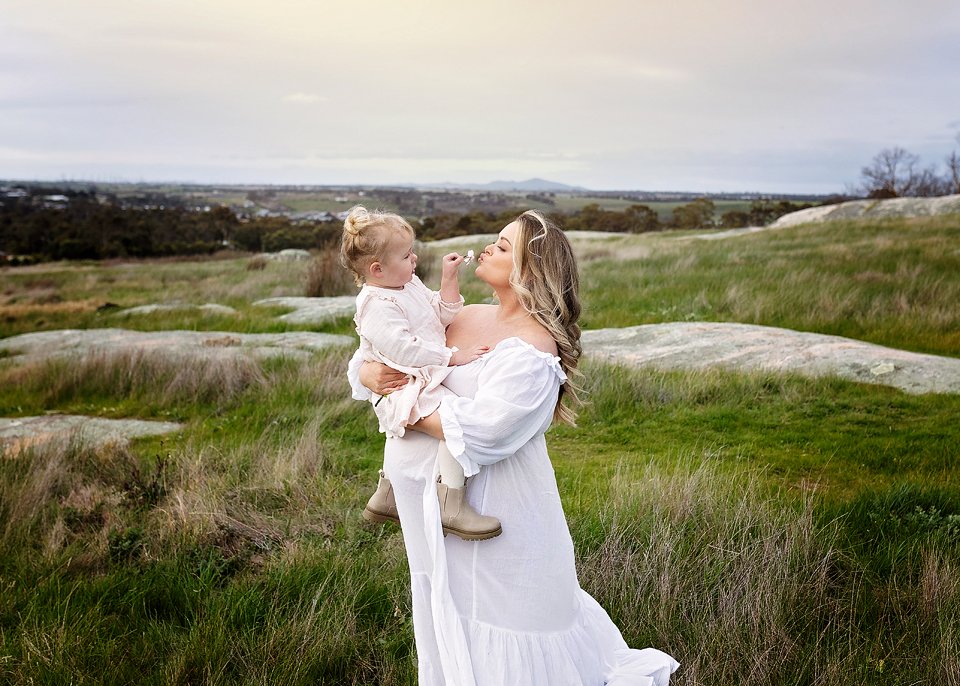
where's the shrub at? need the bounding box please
[303,248,356,297]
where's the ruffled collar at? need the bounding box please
[490,336,567,382]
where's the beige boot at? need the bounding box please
[363,470,400,525]
[436,481,502,541]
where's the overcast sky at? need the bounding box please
[2,0,959,193]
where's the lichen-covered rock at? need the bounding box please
[255,249,312,261]
[0,328,354,363]
[582,322,960,395]
[0,415,183,456]
[771,194,960,228]
[253,296,357,324]
[116,302,238,317]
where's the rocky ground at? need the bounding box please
[3,197,958,450]
[0,415,183,457]
[582,322,960,395]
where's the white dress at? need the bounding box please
[350,338,678,685]
[354,275,463,438]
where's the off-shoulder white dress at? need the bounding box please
[350,338,678,685]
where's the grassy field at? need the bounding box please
[1,215,959,684]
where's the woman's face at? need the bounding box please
[475,220,518,288]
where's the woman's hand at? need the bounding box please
[358,360,409,395]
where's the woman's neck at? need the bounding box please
[493,287,529,324]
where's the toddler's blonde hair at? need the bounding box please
[340,206,415,286]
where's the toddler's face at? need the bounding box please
[376,233,417,288]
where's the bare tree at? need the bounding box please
[860,147,919,197]
[860,146,949,197]
[947,149,960,195]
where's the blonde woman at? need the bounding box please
[351,210,678,685]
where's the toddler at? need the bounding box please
[341,206,501,541]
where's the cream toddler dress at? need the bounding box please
[354,274,463,437]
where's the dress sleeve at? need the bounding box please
[359,296,454,368]
[346,347,372,401]
[434,293,464,327]
[437,341,565,477]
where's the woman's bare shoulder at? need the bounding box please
[515,325,559,357]
[458,303,496,318]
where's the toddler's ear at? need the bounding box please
[368,261,383,278]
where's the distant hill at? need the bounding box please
[417,178,589,193]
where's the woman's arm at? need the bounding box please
[357,360,410,395]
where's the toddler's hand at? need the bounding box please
[449,345,491,366]
[441,252,465,280]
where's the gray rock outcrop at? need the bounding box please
[116,302,238,317]
[0,415,183,456]
[582,322,960,395]
[253,296,357,324]
[0,328,354,363]
[770,194,960,228]
[255,249,312,261]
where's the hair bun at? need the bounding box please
[344,205,371,235]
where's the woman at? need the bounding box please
[350,210,677,685]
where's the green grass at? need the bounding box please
[578,215,960,356]
[2,214,960,683]
[1,348,958,683]
[0,253,359,339]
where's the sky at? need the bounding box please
[2,0,959,194]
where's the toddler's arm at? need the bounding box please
[439,252,464,306]
[449,344,491,366]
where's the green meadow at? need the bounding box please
[1,215,959,684]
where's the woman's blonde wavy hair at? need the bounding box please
[340,205,414,286]
[509,210,583,425]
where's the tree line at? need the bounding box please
[416,198,813,240]
[2,187,820,264]
[0,188,341,264]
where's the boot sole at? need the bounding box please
[363,507,400,525]
[442,525,502,541]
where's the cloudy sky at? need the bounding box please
[2,0,959,193]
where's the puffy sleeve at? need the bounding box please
[434,293,463,327]
[438,340,566,477]
[358,296,454,368]
[346,347,371,401]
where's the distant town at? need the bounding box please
[1,179,830,222]
[1,179,833,264]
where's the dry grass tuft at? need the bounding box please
[246,255,269,271]
[304,248,356,297]
[2,348,268,408]
[577,459,842,684]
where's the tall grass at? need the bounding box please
[2,215,959,682]
[0,349,268,416]
[2,344,958,683]
[572,458,958,685]
[579,216,960,356]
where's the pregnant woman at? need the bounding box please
[350,210,677,685]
